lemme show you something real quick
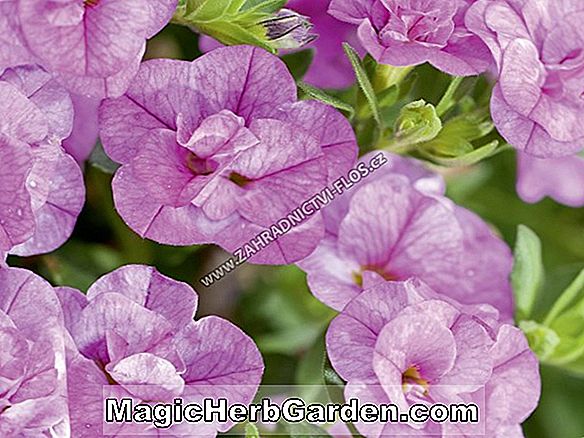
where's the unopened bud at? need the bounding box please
[394,100,442,144]
[260,9,317,49]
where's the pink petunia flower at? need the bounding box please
[0,0,177,99]
[466,0,584,157]
[200,0,360,89]
[328,0,492,76]
[56,264,264,437]
[326,279,541,437]
[517,152,584,207]
[0,267,70,436]
[299,152,514,317]
[0,65,84,261]
[99,45,358,264]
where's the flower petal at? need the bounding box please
[71,293,175,364]
[62,94,100,162]
[338,175,464,293]
[19,0,150,78]
[274,100,358,181]
[87,264,198,332]
[373,313,457,383]
[0,65,74,141]
[298,235,362,310]
[11,146,84,257]
[486,325,541,428]
[174,316,263,432]
[112,165,222,245]
[517,152,584,207]
[0,135,34,251]
[491,85,584,157]
[107,352,185,401]
[326,281,423,381]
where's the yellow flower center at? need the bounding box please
[353,265,399,286]
[402,365,429,396]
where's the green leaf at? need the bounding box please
[544,269,584,326]
[227,0,247,13]
[511,225,544,322]
[416,105,496,162]
[547,333,584,368]
[257,321,326,354]
[343,43,383,126]
[45,241,125,291]
[241,0,286,13]
[398,71,418,100]
[245,422,260,438]
[281,49,314,81]
[296,337,325,387]
[549,331,584,375]
[295,335,328,403]
[174,0,282,53]
[372,64,414,92]
[323,363,344,388]
[362,54,377,79]
[184,0,207,15]
[196,21,273,52]
[322,354,345,405]
[186,0,231,22]
[322,355,363,438]
[423,138,474,158]
[439,109,494,143]
[298,82,354,117]
[540,271,584,372]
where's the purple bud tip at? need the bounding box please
[260,9,318,49]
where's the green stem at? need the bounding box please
[436,77,464,116]
[171,15,191,26]
[89,168,155,264]
[379,135,418,155]
[346,420,364,438]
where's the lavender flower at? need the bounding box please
[299,152,514,317]
[327,279,541,437]
[56,265,264,437]
[328,0,492,76]
[0,267,69,436]
[0,65,84,260]
[99,46,358,264]
[467,0,584,157]
[0,0,177,98]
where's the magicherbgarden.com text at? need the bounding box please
[105,397,480,431]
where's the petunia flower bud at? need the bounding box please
[260,9,318,49]
[393,100,442,149]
